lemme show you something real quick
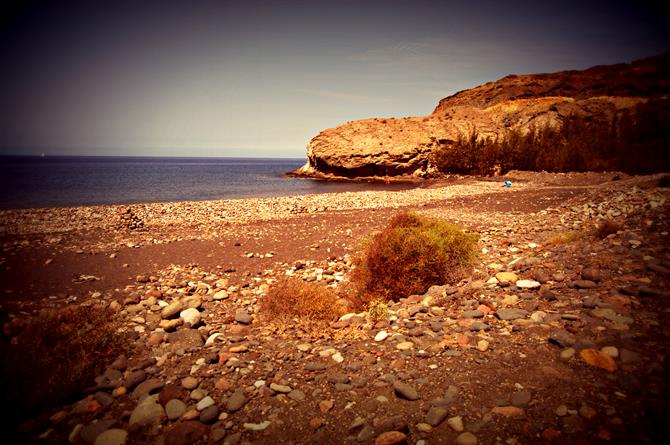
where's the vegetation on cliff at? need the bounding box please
[430,99,670,175]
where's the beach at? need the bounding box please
[1,171,670,444]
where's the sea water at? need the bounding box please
[0,156,414,209]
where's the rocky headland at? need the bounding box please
[292,54,670,179]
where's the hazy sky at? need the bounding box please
[1,0,668,158]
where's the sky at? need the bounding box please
[1,0,668,158]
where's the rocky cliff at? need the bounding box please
[292,54,670,179]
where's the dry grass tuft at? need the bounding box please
[546,230,586,245]
[351,212,478,305]
[0,305,131,428]
[260,276,346,322]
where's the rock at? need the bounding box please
[167,329,203,350]
[495,272,518,286]
[166,399,187,421]
[572,280,597,289]
[579,405,597,419]
[374,431,407,445]
[447,416,464,432]
[159,385,187,406]
[319,400,334,412]
[181,377,199,390]
[395,341,414,351]
[462,310,484,319]
[123,370,147,389]
[162,301,183,319]
[492,406,524,417]
[476,340,489,352]
[164,421,208,445]
[270,383,292,393]
[132,379,164,400]
[129,395,165,426]
[495,308,528,321]
[455,432,478,445]
[601,346,619,358]
[243,421,271,431]
[93,429,128,445]
[511,390,532,406]
[288,390,306,401]
[196,396,215,411]
[515,279,541,289]
[548,331,576,347]
[393,381,419,401]
[580,349,617,372]
[581,268,601,282]
[374,331,389,342]
[179,308,202,326]
[357,425,376,442]
[226,390,247,412]
[199,405,219,424]
[81,419,116,444]
[234,309,252,324]
[426,406,448,426]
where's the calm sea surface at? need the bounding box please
[0,156,414,209]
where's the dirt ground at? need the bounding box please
[1,171,669,445]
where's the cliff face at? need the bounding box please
[293,54,670,179]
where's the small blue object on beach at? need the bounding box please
[504,180,512,188]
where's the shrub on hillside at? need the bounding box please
[351,212,478,304]
[0,306,130,428]
[430,98,670,175]
[260,277,346,322]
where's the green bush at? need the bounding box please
[352,212,478,303]
[0,306,130,428]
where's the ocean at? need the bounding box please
[0,156,414,210]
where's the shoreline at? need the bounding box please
[1,170,669,444]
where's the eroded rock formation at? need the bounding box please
[292,54,670,179]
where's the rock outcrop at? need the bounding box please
[292,53,670,179]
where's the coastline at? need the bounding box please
[2,170,669,444]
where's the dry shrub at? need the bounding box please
[260,276,346,322]
[0,305,130,427]
[351,212,478,304]
[546,230,586,245]
[593,220,622,239]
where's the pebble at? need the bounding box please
[129,395,165,426]
[164,421,208,445]
[455,432,478,445]
[374,431,407,445]
[601,346,619,358]
[234,309,252,324]
[447,416,464,432]
[93,429,128,445]
[161,301,183,319]
[165,399,187,420]
[511,390,532,406]
[243,421,271,431]
[495,271,519,285]
[515,279,541,289]
[181,376,199,390]
[179,308,201,326]
[426,406,449,426]
[495,308,528,320]
[396,341,414,350]
[199,405,219,424]
[226,389,247,412]
[374,331,389,342]
[196,396,215,411]
[476,340,489,352]
[270,383,292,393]
[393,381,419,401]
